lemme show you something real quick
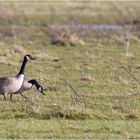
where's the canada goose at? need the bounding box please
[10,78,45,100]
[0,54,35,100]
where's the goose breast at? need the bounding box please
[0,75,24,94]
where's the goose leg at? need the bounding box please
[3,94,7,101]
[10,94,13,101]
[18,93,27,102]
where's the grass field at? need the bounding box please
[0,1,140,24]
[0,1,140,139]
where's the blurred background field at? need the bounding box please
[0,0,140,139]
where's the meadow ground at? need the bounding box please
[0,1,140,139]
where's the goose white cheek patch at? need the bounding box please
[26,56,30,60]
[38,87,42,91]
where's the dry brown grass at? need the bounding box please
[52,28,85,46]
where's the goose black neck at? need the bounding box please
[17,58,27,75]
[28,80,40,89]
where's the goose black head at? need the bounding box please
[24,54,36,61]
[28,79,45,95]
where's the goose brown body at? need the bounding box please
[0,55,35,100]
[0,75,24,94]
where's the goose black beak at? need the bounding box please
[41,91,45,95]
[31,57,36,60]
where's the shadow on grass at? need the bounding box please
[22,111,92,120]
[0,97,139,121]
